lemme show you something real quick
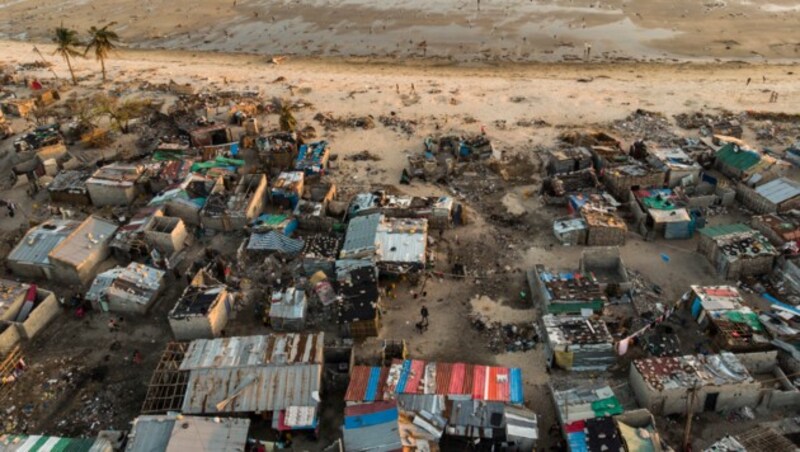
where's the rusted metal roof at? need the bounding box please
[181,364,321,414]
[180,333,324,370]
[345,366,388,402]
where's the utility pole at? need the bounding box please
[683,384,699,452]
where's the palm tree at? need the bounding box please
[85,22,119,82]
[279,101,297,132]
[52,24,82,85]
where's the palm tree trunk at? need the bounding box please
[101,57,106,82]
[65,54,77,85]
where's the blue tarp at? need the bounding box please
[568,431,588,452]
[764,293,800,317]
[344,406,399,430]
[395,360,412,394]
[510,368,524,404]
[365,367,381,402]
[692,297,702,318]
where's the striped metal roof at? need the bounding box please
[755,178,800,204]
[7,220,79,266]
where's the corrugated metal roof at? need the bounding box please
[343,402,402,452]
[7,220,79,266]
[375,218,427,264]
[346,366,389,402]
[126,414,249,452]
[715,143,761,171]
[125,415,175,452]
[699,223,752,238]
[505,406,538,440]
[269,287,307,320]
[48,216,118,266]
[166,416,249,452]
[85,263,165,306]
[755,178,800,204]
[181,364,321,414]
[180,333,324,370]
[246,231,304,255]
[0,435,112,452]
[341,213,382,258]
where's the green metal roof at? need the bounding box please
[546,300,604,314]
[699,223,752,238]
[715,143,761,171]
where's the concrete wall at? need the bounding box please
[169,293,229,340]
[0,289,60,353]
[586,225,626,246]
[736,183,778,214]
[0,325,21,356]
[629,364,762,415]
[165,202,202,226]
[87,184,137,207]
[18,290,59,339]
[145,217,187,254]
[7,261,48,281]
[737,351,779,374]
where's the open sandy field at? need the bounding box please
[2,0,800,63]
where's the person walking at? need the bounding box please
[420,305,429,327]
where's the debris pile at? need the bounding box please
[468,313,538,353]
[314,112,375,130]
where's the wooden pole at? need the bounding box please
[683,384,698,452]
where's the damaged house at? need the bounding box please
[630,188,695,240]
[542,169,601,205]
[189,124,233,147]
[7,219,80,280]
[46,216,118,285]
[602,162,666,201]
[177,333,323,427]
[85,263,165,314]
[109,206,164,261]
[374,217,428,275]
[268,287,307,332]
[256,131,300,173]
[143,215,188,257]
[149,174,214,226]
[528,265,608,314]
[168,269,232,340]
[581,205,627,246]
[737,177,800,214]
[647,147,703,187]
[336,266,382,339]
[47,170,91,205]
[546,147,593,175]
[689,285,770,352]
[541,314,616,371]
[271,171,304,209]
[86,163,144,207]
[698,224,779,280]
[295,141,330,176]
[0,281,59,356]
[751,213,800,248]
[629,352,761,415]
[302,234,341,276]
[202,174,268,232]
[550,384,624,452]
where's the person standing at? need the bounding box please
[420,305,429,327]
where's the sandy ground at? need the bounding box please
[2,0,800,63]
[2,39,800,449]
